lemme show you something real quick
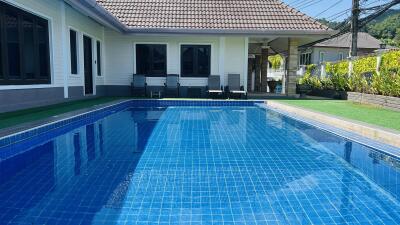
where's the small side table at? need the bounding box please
[150,90,162,98]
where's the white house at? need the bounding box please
[0,0,333,112]
[298,32,393,66]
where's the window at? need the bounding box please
[0,2,50,85]
[6,11,20,78]
[70,30,77,74]
[0,26,2,80]
[319,51,325,63]
[96,41,101,76]
[136,44,166,76]
[23,17,34,79]
[338,52,344,61]
[299,52,311,66]
[181,45,211,77]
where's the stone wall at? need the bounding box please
[347,92,400,111]
[287,39,298,96]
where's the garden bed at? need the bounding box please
[347,92,400,111]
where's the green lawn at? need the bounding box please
[276,100,400,131]
[0,97,122,129]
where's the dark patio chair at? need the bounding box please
[207,75,224,98]
[227,74,247,99]
[131,74,147,97]
[164,74,180,97]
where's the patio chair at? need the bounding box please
[131,74,147,97]
[164,74,180,97]
[207,75,224,98]
[227,74,247,99]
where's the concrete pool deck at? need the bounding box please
[266,101,400,149]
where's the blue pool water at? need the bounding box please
[1,105,400,224]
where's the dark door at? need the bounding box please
[83,35,93,95]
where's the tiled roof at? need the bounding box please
[95,0,329,32]
[314,32,383,49]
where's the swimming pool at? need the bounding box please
[1,100,399,224]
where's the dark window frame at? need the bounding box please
[299,52,312,66]
[0,1,51,85]
[135,44,167,77]
[96,40,101,76]
[180,45,211,78]
[70,29,78,75]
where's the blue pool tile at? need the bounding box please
[1,104,400,224]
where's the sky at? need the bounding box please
[282,0,396,22]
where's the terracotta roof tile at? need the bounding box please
[96,0,329,31]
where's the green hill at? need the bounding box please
[318,9,400,47]
[365,9,400,47]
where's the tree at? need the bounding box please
[367,12,400,47]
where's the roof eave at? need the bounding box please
[124,28,336,37]
[64,0,128,32]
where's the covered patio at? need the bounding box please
[246,36,331,97]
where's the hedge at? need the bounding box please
[299,50,400,97]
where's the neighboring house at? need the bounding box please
[0,0,333,112]
[298,32,392,66]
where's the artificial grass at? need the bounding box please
[0,97,122,129]
[276,100,400,131]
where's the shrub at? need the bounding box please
[373,51,400,97]
[299,64,321,89]
[351,56,377,93]
[326,61,349,91]
[297,51,400,97]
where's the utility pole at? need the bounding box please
[350,0,360,57]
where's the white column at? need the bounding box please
[281,57,286,94]
[101,26,106,85]
[348,58,353,77]
[243,37,249,92]
[60,1,69,98]
[219,37,226,87]
[375,49,386,75]
[321,63,326,78]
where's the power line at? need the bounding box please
[302,0,400,47]
[293,0,316,8]
[315,0,345,18]
[358,0,400,27]
[299,0,326,10]
[324,8,352,20]
[289,0,306,6]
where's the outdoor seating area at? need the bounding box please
[132,74,248,99]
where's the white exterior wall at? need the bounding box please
[0,0,105,95]
[104,29,247,88]
[0,0,248,94]
[312,47,348,64]
[65,4,105,88]
[224,37,247,88]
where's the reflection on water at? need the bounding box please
[277,110,400,202]
[0,107,165,224]
[74,133,81,175]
